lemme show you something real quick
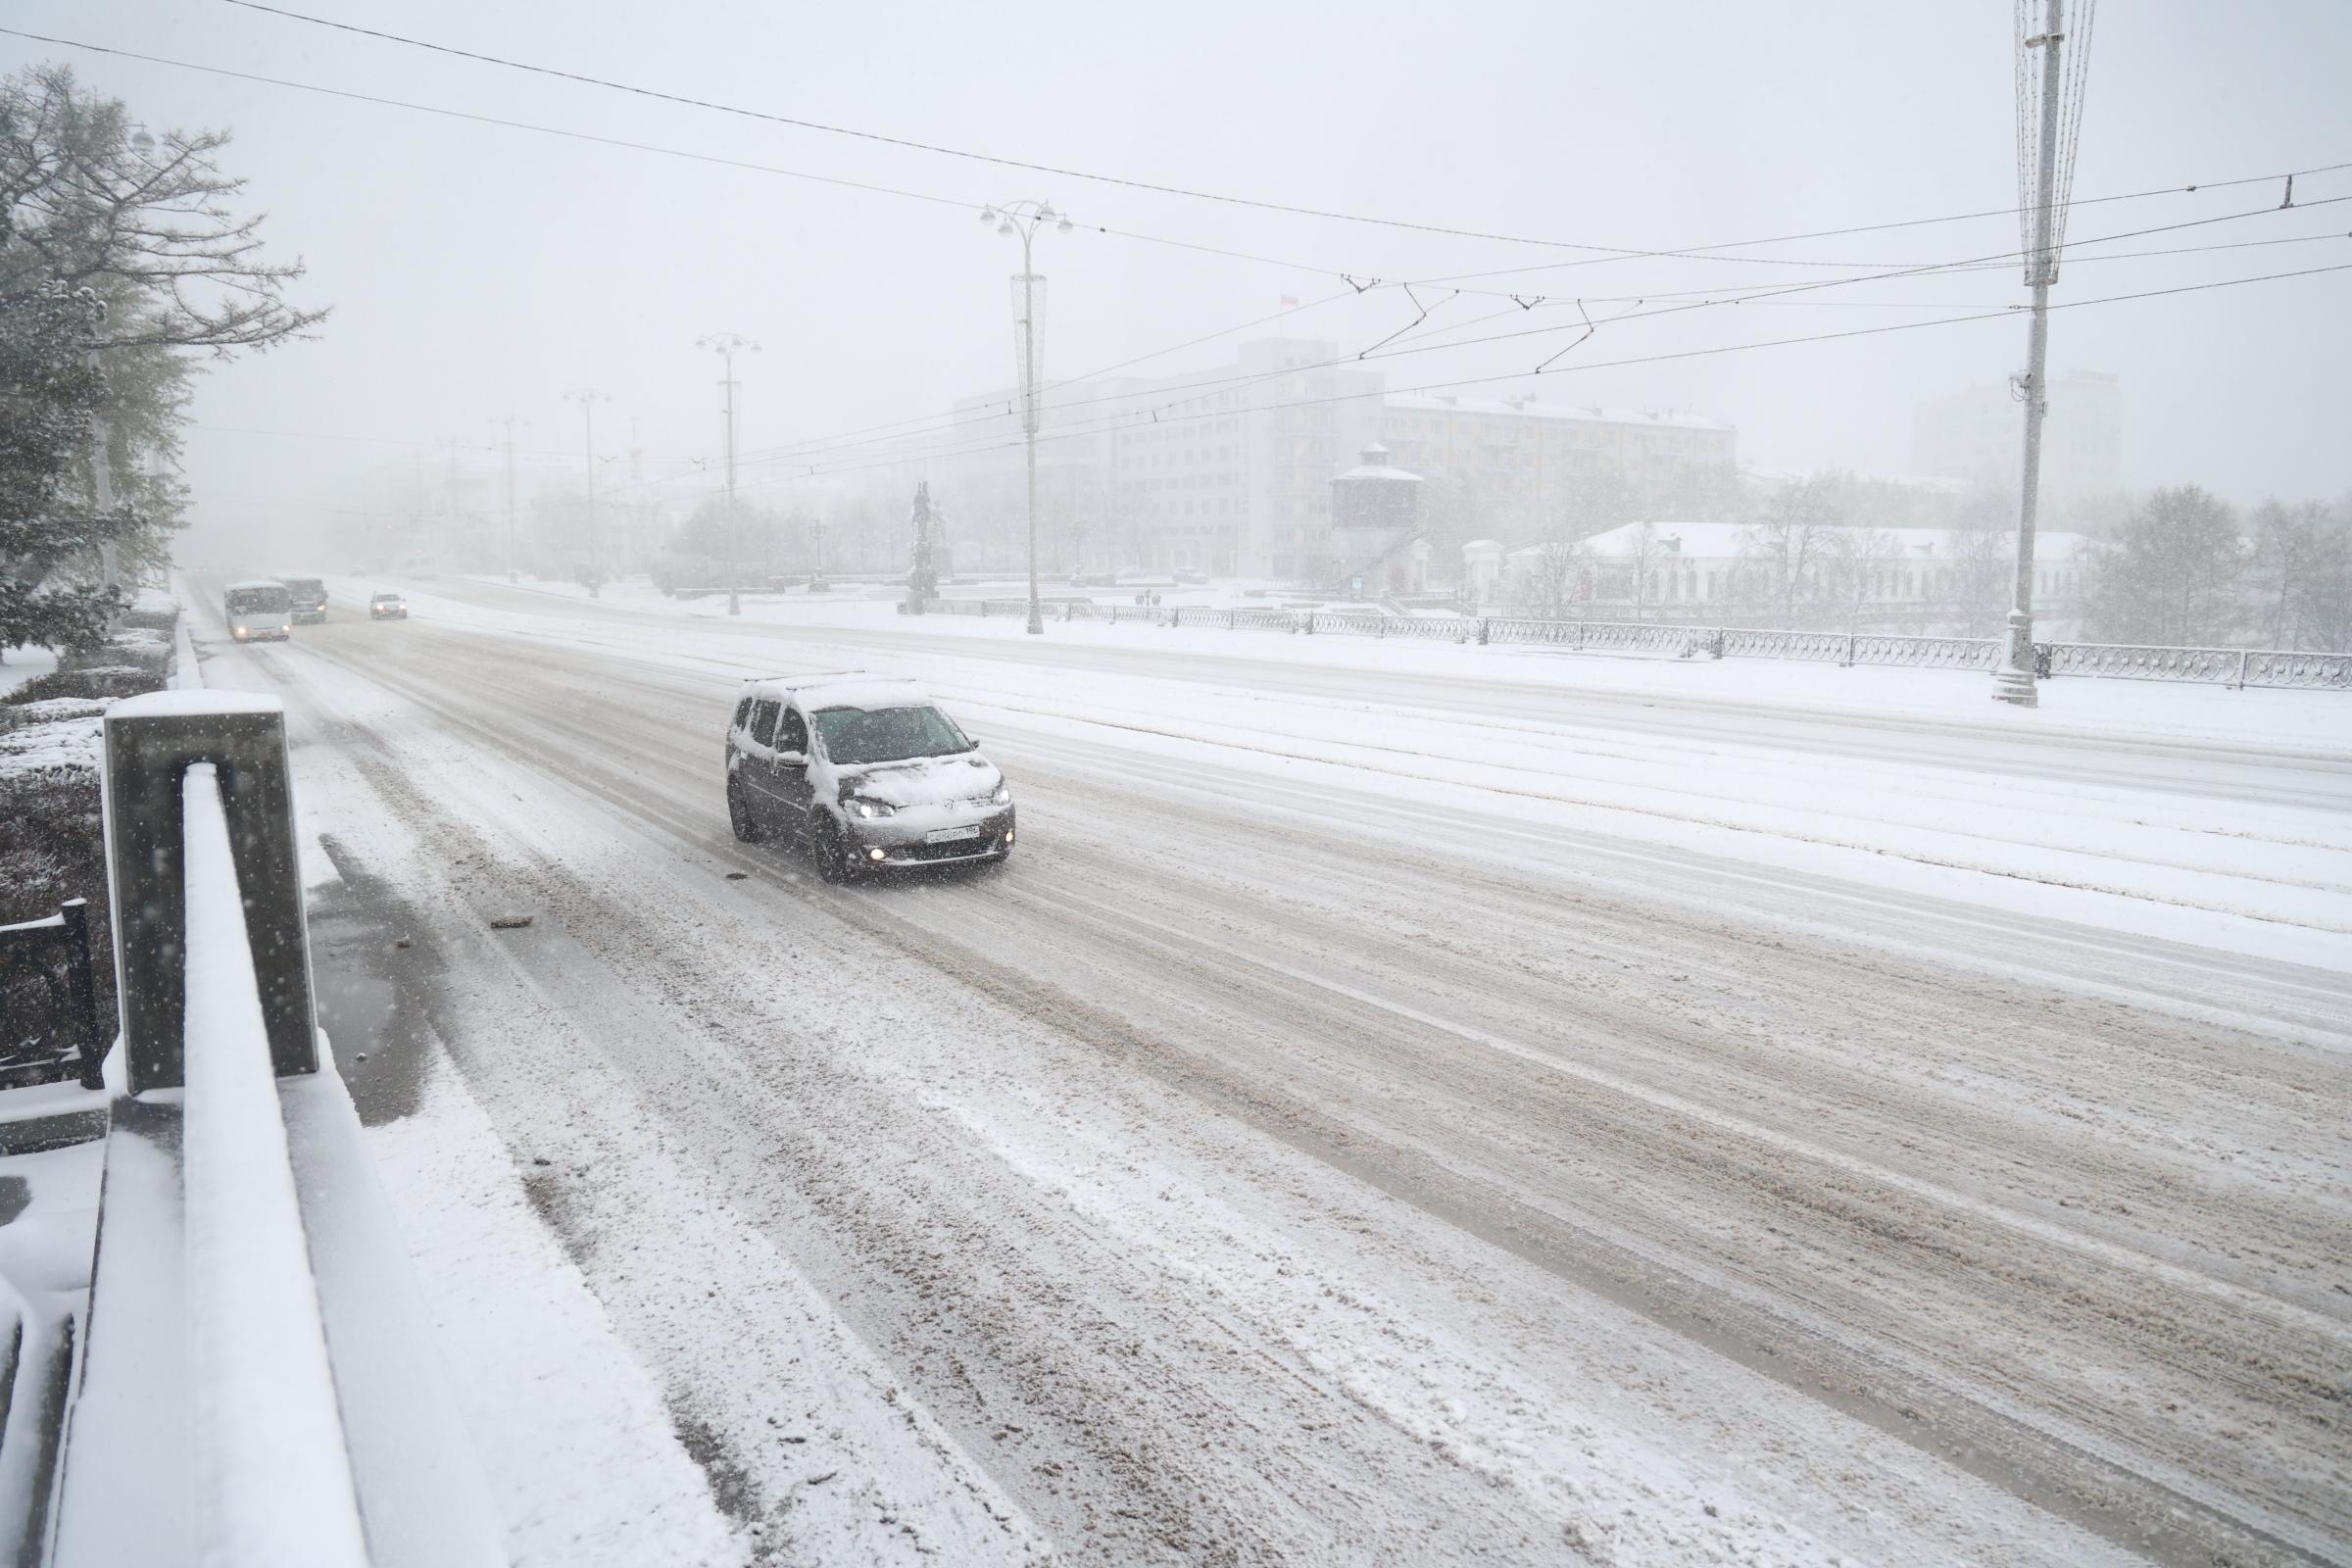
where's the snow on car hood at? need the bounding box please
[841,753,1002,807]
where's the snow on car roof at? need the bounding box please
[743,669,865,691]
[225,578,286,592]
[793,677,934,711]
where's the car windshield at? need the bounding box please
[226,588,288,614]
[811,704,969,765]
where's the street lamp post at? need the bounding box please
[1993,0,2091,708]
[980,200,1074,636]
[564,389,611,592]
[492,416,526,579]
[696,333,760,616]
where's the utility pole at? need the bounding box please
[980,200,1074,635]
[492,416,526,579]
[697,333,760,615]
[1995,0,2093,707]
[564,389,611,593]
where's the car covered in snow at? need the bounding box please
[725,673,1012,881]
[368,590,409,620]
[223,579,292,642]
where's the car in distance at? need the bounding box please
[276,574,328,623]
[725,673,1013,881]
[223,579,293,642]
[368,591,410,620]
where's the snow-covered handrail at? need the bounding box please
[47,692,505,1568]
[177,762,370,1568]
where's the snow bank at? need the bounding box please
[0,709,106,777]
[363,1039,745,1567]
[0,645,59,699]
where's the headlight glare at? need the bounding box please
[991,784,1011,806]
[847,797,894,819]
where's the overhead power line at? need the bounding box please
[6,24,1974,306]
[215,0,2351,271]
[731,199,2349,474]
[186,258,2349,503]
[20,19,2346,297]
[771,262,2352,484]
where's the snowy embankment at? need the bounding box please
[0,645,59,699]
[2,590,184,1024]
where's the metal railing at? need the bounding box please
[0,904,104,1094]
[919,598,2345,690]
[2046,642,2352,690]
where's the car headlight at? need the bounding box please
[846,797,894,819]
[991,784,1011,806]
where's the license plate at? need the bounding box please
[925,826,982,844]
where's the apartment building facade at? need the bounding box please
[1913,370,2122,505]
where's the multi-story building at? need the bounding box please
[938,378,1138,575]
[1913,370,2122,505]
[1106,338,1385,579]
[934,339,1736,583]
[1379,394,1738,535]
[933,337,1381,579]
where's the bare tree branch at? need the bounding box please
[2,65,329,357]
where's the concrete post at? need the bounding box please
[101,694,318,1092]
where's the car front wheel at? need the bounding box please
[810,813,859,884]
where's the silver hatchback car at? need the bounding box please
[725,673,1014,881]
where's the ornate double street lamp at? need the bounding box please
[980,200,1073,635]
[1994,0,2092,707]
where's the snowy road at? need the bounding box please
[196,578,2349,1566]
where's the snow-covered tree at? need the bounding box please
[1510,538,1591,620]
[2085,485,2245,647]
[1826,526,1903,635]
[2,65,322,639]
[1740,473,1844,628]
[0,282,129,649]
[2247,497,2352,653]
[1942,524,2015,639]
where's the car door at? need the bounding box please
[726,694,756,774]
[740,697,783,825]
[770,701,817,839]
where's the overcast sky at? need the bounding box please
[12,0,2351,556]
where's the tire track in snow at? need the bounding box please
[273,602,2352,1567]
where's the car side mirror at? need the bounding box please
[774,750,808,769]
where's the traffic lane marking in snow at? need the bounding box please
[994,725,2352,1046]
[932,691,2352,932]
[251,593,2352,973]
[253,619,2186,1568]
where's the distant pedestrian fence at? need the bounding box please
[922,599,2350,691]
